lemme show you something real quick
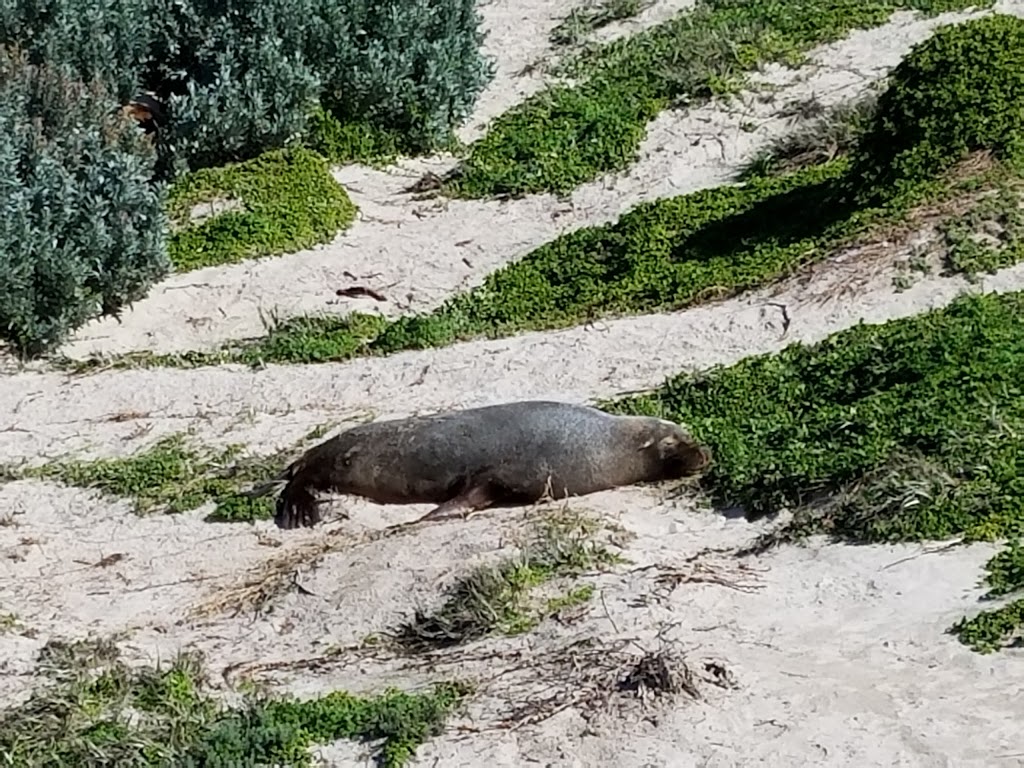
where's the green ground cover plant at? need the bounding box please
[0,638,467,767]
[602,288,1024,650]
[845,13,1024,205]
[3,425,333,524]
[166,148,358,272]
[302,108,437,168]
[949,542,1024,653]
[446,0,992,199]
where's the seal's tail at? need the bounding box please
[243,455,325,530]
[236,457,314,529]
[274,482,324,530]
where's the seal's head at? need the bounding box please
[645,418,712,479]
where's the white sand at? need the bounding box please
[2,1,1024,766]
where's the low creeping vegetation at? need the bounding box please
[303,107,465,168]
[445,0,992,199]
[950,543,1024,653]
[603,289,1024,651]
[845,13,1024,205]
[167,147,358,272]
[388,512,622,652]
[0,638,468,767]
[2,425,333,523]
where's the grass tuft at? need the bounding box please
[389,512,621,652]
[550,0,654,48]
[737,92,881,181]
[0,638,468,767]
[166,147,357,272]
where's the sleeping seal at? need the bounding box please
[248,400,712,530]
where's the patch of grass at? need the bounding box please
[738,92,881,180]
[550,0,654,48]
[390,513,621,652]
[7,425,333,523]
[166,147,357,272]
[0,637,468,767]
[605,289,1024,546]
[447,0,991,199]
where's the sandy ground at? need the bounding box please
[3,1,1024,766]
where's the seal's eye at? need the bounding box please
[342,447,359,467]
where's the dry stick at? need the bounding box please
[881,539,966,570]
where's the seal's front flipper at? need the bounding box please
[414,482,497,525]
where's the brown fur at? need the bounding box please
[248,401,712,530]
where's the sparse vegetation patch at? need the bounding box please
[389,512,621,652]
[0,637,468,767]
[447,0,992,199]
[550,0,654,48]
[737,92,881,180]
[5,425,333,523]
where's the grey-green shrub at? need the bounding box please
[0,47,168,356]
[0,0,493,173]
[309,0,494,151]
[0,0,151,102]
[154,0,323,175]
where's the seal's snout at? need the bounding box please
[659,432,712,478]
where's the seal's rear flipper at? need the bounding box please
[413,482,497,525]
